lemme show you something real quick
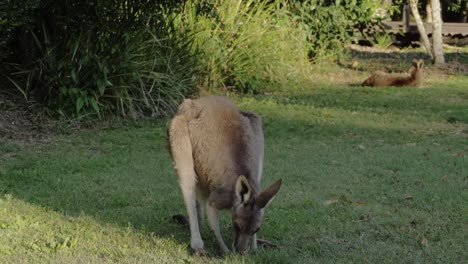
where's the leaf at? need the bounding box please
[354,201,367,206]
[90,98,100,115]
[421,237,428,246]
[323,199,339,206]
[97,79,106,96]
[71,69,77,82]
[76,97,84,113]
[57,109,65,117]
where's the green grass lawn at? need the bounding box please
[1,67,467,263]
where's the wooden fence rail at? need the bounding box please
[382,5,468,36]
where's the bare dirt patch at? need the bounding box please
[0,110,45,140]
[0,93,57,143]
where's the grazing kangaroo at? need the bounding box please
[167,96,282,255]
[362,59,424,87]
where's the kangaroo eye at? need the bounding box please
[233,223,240,231]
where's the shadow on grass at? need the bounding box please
[0,123,202,252]
[339,48,468,75]
[255,85,468,124]
[349,49,468,64]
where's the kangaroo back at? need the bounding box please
[172,96,263,201]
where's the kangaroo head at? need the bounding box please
[412,59,424,69]
[231,175,282,253]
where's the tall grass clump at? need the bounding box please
[22,27,196,118]
[3,1,198,118]
[174,0,311,93]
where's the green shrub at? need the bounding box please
[10,27,196,118]
[373,32,393,49]
[0,0,41,60]
[291,0,386,61]
[4,1,197,118]
[174,0,311,93]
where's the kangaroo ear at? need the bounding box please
[235,175,251,204]
[413,59,424,68]
[256,179,282,208]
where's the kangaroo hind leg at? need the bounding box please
[168,114,205,256]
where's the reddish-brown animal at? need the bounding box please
[362,59,424,87]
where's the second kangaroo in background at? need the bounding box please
[362,59,424,87]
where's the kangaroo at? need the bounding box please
[362,59,424,87]
[167,96,282,255]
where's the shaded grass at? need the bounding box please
[257,78,468,125]
[0,70,467,263]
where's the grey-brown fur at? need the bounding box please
[167,96,282,255]
[362,59,424,87]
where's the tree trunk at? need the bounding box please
[408,1,433,59]
[425,1,432,23]
[431,0,445,64]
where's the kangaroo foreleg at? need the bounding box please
[206,203,230,254]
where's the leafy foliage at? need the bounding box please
[0,0,41,61]
[290,0,387,61]
[373,32,394,49]
[22,27,195,118]
[3,1,196,118]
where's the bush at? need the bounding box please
[291,0,386,61]
[3,1,197,118]
[16,29,196,118]
[174,0,311,93]
[0,0,41,61]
